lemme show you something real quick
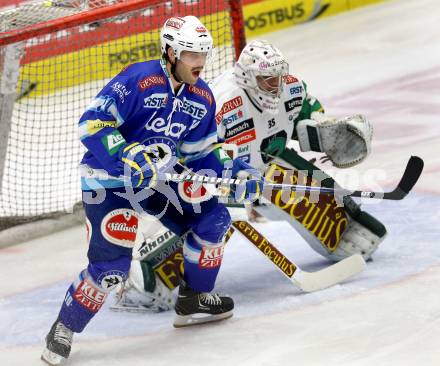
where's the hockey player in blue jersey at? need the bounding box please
[41,15,263,365]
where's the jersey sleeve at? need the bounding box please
[292,81,324,139]
[78,75,137,175]
[179,98,230,176]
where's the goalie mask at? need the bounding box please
[234,40,289,114]
[160,16,214,67]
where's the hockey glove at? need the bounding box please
[229,158,264,203]
[119,142,159,189]
[296,112,373,168]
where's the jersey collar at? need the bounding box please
[244,89,263,113]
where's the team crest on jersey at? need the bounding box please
[101,209,139,248]
[97,270,126,290]
[141,136,176,170]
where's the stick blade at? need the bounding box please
[398,156,424,194]
[292,254,366,292]
[384,156,424,200]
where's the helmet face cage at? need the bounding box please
[234,40,289,113]
[255,75,284,97]
[160,16,214,64]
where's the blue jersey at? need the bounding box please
[78,59,225,189]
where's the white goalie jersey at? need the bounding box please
[210,69,307,170]
[211,68,372,170]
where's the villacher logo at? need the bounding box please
[101,209,139,248]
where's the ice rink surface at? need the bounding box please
[1,0,440,364]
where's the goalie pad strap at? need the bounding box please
[307,125,322,152]
[296,119,323,152]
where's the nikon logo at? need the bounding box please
[139,230,176,257]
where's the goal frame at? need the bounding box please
[0,0,246,229]
[0,0,246,53]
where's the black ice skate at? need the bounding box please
[41,319,73,365]
[173,281,234,328]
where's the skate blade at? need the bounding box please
[110,303,161,313]
[41,347,66,365]
[173,310,233,328]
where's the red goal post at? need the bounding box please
[0,0,246,227]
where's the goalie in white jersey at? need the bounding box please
[112,40,387,312]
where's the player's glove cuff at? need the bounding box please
[228,158,264,203]
[119,142,158,189]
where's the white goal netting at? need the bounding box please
[0,0,245,227]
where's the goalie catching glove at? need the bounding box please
[296,112,373,168]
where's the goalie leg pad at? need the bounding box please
[262,151,387,262]
[330,208,387,262]
[112,260,175,312]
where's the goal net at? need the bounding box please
[0,0,246,228]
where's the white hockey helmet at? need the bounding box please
[234,40,289,114]
[160,16,214,62]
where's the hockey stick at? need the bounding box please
[159,155,423,201]
[231,221,366,292]
[266,155,424,200]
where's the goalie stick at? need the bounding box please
[231,221,366,292]
[264,155,424,200]
[158,155,424,201]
